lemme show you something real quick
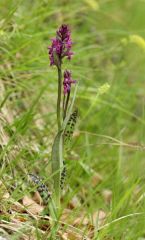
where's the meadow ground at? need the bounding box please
[1,0,145,239]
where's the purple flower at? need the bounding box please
[63,70,76,95]
[48,24,73,66]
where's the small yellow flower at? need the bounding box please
[129,34,145,51]
[84,0,99,11]
[98,83,110,95]
[129,35,145,50]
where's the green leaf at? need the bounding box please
[51,84,78,208]
[62,83,78,132]
[51,131,63,208]
[64,109,78,149]
[28,174,51,205]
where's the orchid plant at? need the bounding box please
[48,25,78,208]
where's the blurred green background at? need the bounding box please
[1,0,145,239]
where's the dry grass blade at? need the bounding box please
[22,195,44,215]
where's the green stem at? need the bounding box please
[57,67,62,130]
[63,91,70,120]
[62,94,66,119]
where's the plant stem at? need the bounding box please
[57,66,62,130]
[62,94,66,119]
[63,91,70,120]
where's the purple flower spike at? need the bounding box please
[57,25,71,42]
[48,24,73,66]
[63,70,76,95]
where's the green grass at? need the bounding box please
[1,0,145,239]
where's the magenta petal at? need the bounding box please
[48,24,74,66]
[63,70,76,95]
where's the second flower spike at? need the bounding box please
[63,70,76,95]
